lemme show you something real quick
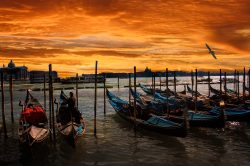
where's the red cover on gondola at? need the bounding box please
[22,106,47,125]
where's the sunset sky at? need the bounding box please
[0,0,250,77]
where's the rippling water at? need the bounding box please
[1,77,250,166]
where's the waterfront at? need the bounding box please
[1,77,250,166]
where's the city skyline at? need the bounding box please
[0,0,249,77]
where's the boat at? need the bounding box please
[197,78,213,83]
[61,75,104,84]
[130,88,183,115]
[56,91,86,146]
[168,107,225,128]
[209,85,222,96]
[139,83,209,110]
[18,90,49,146]
[223,85,237,95]
[106,89,187,137]
[222,77,238,83]
[209,105,250,122]
[186,84,202,97]
[131,87,224,128]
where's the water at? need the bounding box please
[1,77,250,166]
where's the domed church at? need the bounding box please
[0,60,28,81]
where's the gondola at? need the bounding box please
[131,88,225,128]
[56,90,86,147]
[209,104,250,122]
[140,83,209,110]
[18,90,49,146]
[186,84,202,97]
[106,89,187,137]
[223,85,237,95]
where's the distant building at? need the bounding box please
[0,60,28,81]
[30,70,58,83]
[137,67,153,77]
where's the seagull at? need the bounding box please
[205,43,217,59]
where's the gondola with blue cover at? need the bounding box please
[132,87,225,128]
[106,89,187,137]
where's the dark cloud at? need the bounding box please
[0,47,68,58]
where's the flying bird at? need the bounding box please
[205,43,217,59]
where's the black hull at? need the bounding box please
[168,114,225,128]
[225,115,250,122]
[115,108,187,138]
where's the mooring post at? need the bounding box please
[129,73,131,106]
[159,75,162,91]
[133,66,137,131]
[243,67,246,100]
[153,72,156,96]
[248,69,250,98]
[174,71,176,96]
[166,68,169,94]
[195,69,198,112]
[1,71,7,137]
[43,72,46,110]
[151,73,153,89]
[224,72,227,96]
[48,66,52,139]
[103,74,106,115]
[76,73,79,109]
[94,61,98,136]
[237,71,240,100]
[9,73,14,123]
[118,76,119,89]
[220,69,222,98]
[166,68,169,117]
[208,71,211,97]
[234,69,236,92]
[49,64,56,142]
[191,70,194,98]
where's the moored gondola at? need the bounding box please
[106,89,187,137]
[131,87,225,128]
[18,90,50,146]
[56,90,86,147]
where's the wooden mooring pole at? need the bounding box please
[224,72,227,96]
[234,69,236,92]
[166,68,169,94]
[243,67,246,100]
[151,73,153,89]
[103,74,106,115]
[9,73,14,123]
[195,69,198,112]
[174,71,176,96]
[248,69,250,98]
[76,73,79,109]
[1,71,7,137]
[237,71,240,100]
[49,64,56,142]
[159,75,162,91]
[219,69,222,98]
[129,73,131,106]
[43,72,46,110]
[94,61,98,136]
[208,71,210,97]
[118,76,120,89]
[133,66,137,131]
[48,67,52,140]
[248,69,250,99]
[153,73,156,96]
[191,70,194,98]
[166,68,169,117]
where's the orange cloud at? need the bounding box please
[0,0,249,77]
